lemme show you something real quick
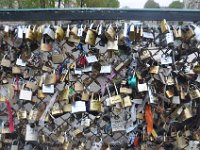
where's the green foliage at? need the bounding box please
[81,0,119,8]
[144,0,160,8]
[0,0,120,8]
[168,1,184,9]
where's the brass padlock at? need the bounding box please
[37,90,47,99]
[193,64,200,74]
[52,53,65,64]
[17,108,28,120]
[122,96,132,108]
[189,89,200,100]
[51,102,63,117]
[40,38,53,52]
[28,108,39,122]
[25,25,34,41]
[72,128,82,138]
[108,83,122,105]
[57,87,69,103]
[44,72,57,85]
[149,66,159,74]
[81,89,90,101]
[55,26,64,41]
[165,89,174,98]
[74,82,84,92]
[105,24,116,41]
[184,27,195,41]
[120,80,132,94]
[85,27,97,46]
[181,107,192,121]
[63,103,72,113]
[89,93,102,112]
[63,141,72,150]
[160,19,169,33]
[140,50,151,60]
[12,66,21,74]
[1,55,11,68]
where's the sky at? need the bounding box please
[119,0,183,8]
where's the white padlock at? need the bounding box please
[11,140,19,150]
[25,124,38,141]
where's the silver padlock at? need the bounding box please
[11,140,19,150]
[91,138,103,150]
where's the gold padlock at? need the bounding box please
[60,70,69,83]
[28,108,39,122]
[189,89,200,100]
[165,89,174,98]
[81,89,90,101]
[184,27,195,41]
[105,24,116,41]
[1,55,11,68]
[74,82,84,92]
[55,26,64,41]
[85,28,97,46]
[52,53,65,64]
[193,64,200,74]
[63,103,72,113]
[63,141,72,150]
[160,19,169,33]
[37,90,47,99]
[140,50,151,60]
[108,83,122,105]
[89,93,102,112]
[72,128,82,138]
[149,66,159,74]
[181,107,192,121]
[40,38,53,52]
[44,72,57,85]
[25,25,34,41]
[122,96,132,108]
[17,108,27,120]
[12,66,21,74]
[51,102,63,117]
[57,87,69,103]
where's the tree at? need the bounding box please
[144,0,160,8]
[168,0,184,9]
[80,0,119,8]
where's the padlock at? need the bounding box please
[120,80,133,94]
[74,81,84,92]
[63,103,72,113]
[52,53,65,64]
[89,93,102,112]
[138,82,148,92]
[12,66,21,74]
[57,87,69,103]
[44,71,57,85]
[108,83,122,105]
[129,24,135,41]
[105,24,116,41]
[91,138,103,150]
[111,115,125,132]
[176,131,187,149]
[55,26,64,41]
[11,140,19,150]
[81,89,90,101]
[19,84,33,101]
[149,66,159,74]
[72,101,86,113]
[160,19,169,33]
[51,102,63,117]
[28,108,39,122]
[17,108,28,120]
[107,37,118,51]
[85,24,97,46]
[189,86,200,100]
[25,124,38,141]
[1,55,11,68]
[140,50,151,60]
[40,37,53,52]
[122,96,132,108]
[25,25,33,41]
[43,25,55,39]
[37,90,47,99]
[193,64,200,74]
